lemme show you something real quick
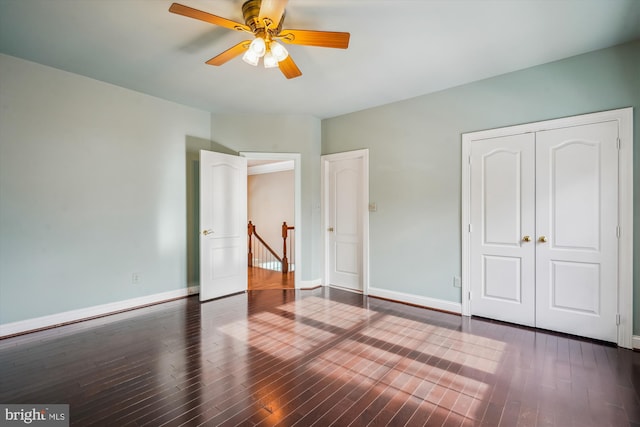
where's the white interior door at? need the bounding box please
[534,121,619,342]
[470,133,536,326]
[327,156,363,291]
[199,150,247,301]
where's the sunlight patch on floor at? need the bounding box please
[218,295,507,423]
[277,296,375,329]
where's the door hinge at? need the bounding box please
[617,138,621,150]
[616,226,621,238]
[616,314,621,325]
[468,155,472,165]
[468,291,472,301]
[468,224,472,233]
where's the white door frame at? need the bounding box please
[241,152,302,289]
[321,149,370,294]
[461,107,633,348]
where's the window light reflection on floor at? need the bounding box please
[216,295,508,424]
[277,296,375,329]
[217,310,336,360]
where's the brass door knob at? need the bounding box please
[522,235,531,242]
[538,236,547,243]
[327,227,334,232]
[202,229,214,235]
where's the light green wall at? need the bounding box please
[0,54,323,326]
[0,54,211,324]
[2,39,638,332]
[322,40,640,327]
[209,114,322,281]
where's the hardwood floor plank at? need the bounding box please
[248,266,294,290]
[2,288,640,427]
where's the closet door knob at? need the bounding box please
[538,236,547,243]
[522,235,531,242]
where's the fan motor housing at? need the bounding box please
[242,0,261,32]
[242,0,284,36]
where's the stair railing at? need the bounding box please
[248,221,294,273]
[282,222,295,274]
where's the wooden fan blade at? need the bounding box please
[259,0,288,27]
[278,55,302,79]
[169,3,250,32]
[205,41,251,66]
[277,29,350,49]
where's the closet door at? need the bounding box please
[535,121,619,342]
[469,133,536,326]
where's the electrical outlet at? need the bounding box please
[453,276,461,288]
[132,273,140,284]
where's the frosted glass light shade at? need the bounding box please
[263,51,278,68]
[242,49,260,66]
[270,42,288,62]
[248,37,266,57]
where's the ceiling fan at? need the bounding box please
[169,0,350,79]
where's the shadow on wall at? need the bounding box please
[186,136,238,290]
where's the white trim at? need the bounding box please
[461,134,472,317]
[321,149,370,296]
[461,107,633,348]
[0,288,194,338]
[369,287,462,314]
[300,278,322,288]
[617,107,634,349]
[247,160,294,176]
[240,152,302,289]
[329,284,363,295]
[632,335,640,350]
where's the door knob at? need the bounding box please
[202,229,214,235]
[522,235,531,242]
[327,227,334,232]
[538,236,547,243]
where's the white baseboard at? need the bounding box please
[299,278,322,289]
[632,335,640,350]
[368,287,462,314]
[0,288,195,338]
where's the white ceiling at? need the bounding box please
[1,0,639,119]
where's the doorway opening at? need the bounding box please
[242,152,302,290]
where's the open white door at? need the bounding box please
[199,150,247,301]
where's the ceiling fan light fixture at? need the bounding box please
[270,41,288,62]
[248,37,266,56]
[242,49,260,66]
[169,1,350,79]
[263,51,278,68]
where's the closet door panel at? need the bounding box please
[535,121,618,342]
[469,133,535,326]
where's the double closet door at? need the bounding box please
[469,120,619,342]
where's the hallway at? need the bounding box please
[248,266,294,290]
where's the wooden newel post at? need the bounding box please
[281,222,289,274]
[247,221,254,267]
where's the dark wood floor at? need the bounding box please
[2,288,640,426]
[248,266,294,290]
